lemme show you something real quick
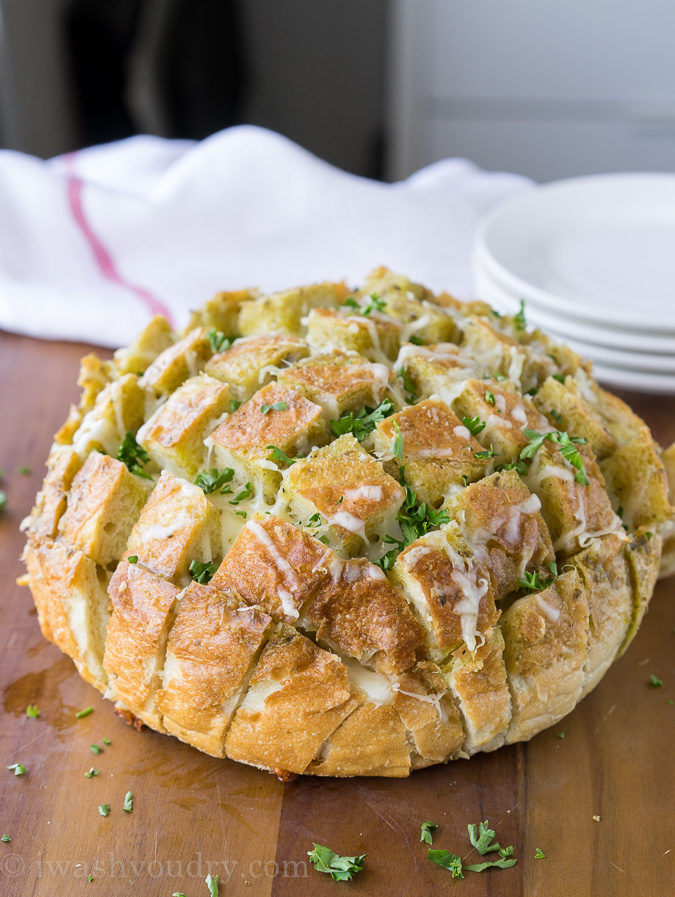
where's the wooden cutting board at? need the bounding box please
[0,332,673,897]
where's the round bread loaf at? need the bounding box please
[21,268,675,777]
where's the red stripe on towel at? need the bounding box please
[64,152,174,325]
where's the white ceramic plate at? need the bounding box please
[475,257,675,357]
[476,174,675,334]
[592,363,675,395]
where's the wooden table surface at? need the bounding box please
[0,331,673,897]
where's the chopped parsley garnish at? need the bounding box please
[650,675,663,688]
[103,738,111,746]
[557,731,565,739]
[205,873,219,897]
[550,408,563,426]
[520,428,589,485]
[1,834,10,842]
[0,491,7,511]
[90,744,103,755]
[189,560,218,585]
[307,843,367,882]
[98,804,110,817]
[376,471,449,570]
[514,299,526,331]
[485,390,495,405]
[409,334,425,345]
[305,512,324,528]
[330,399,394,442]
[85,768,99,778]
[468,820,501,855]
[391,421,404,460]
[260,401,287,414]
[535,848,547,859]
[208,329,234,353]
[518,562,557,593]
[474,444,495,460]
[552,373,565,384]
[267,445,297,466]
[428,850,464,878]
[172,893,186,897]
[397,366,418,403]
[26,704,39,718]
[7,762,26,776]
[465,857,517,873]
[343,292,386,317]
[117,432,152,479]
[229,482,252,505]
[495,459,528,476]
[123,791,133,812]
[18,466,31,475]
[235,510,247,519]
[76,706,93,719]
[127,555,138,563]
[230,398,242,413]
[195,467,235,494]
[463,415,486,437]
[646,531,653,540]
[420,821,438,844]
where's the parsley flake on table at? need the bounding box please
[420,821,438,844]
[535,848,547,859]
[90,744,104,754]
[189,560,218,585]
[428,849,464,878]
[307,843,367,881]
[7,763,26,776]
[205,873,219,896]
[0,491,6,512]
[1,834,10,843]
[465,856,517,872]
[18,465,31,475]
[650,675,664,688]
[76,706,94,719]
[329,399,394,442]
[172,893,186,897]
[103,738,111,746]
[520,429,589,485]
[468,820,501,855]
[85,768,99,778]
[98,804,110,817]
[123,791,133,813]
[117,431,152,479]
[194,467,235,495]
[26,704,40,718]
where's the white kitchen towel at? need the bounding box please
[0,125,530,348]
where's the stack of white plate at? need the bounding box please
[473,174,675,394]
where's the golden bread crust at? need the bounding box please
[23,268,670,776]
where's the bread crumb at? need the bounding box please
[592,815,601,822]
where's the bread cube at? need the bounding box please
[140,326,212,395]
[534,376,616,459]
[443,469,555,599]
[360,267,459,344]
[70,374,145,456]
[451,378,548,463]
[571,533,632,695]
[58,452,149,566]
[157,582,273,757]
[392,526,499,657]
[525,440,621,557]
[125,471,221,581]
[205,333,309,400]
[306,307,400,361]
[210,516,332,623]
[238,281,347,337]
[114,315,175,375]
[393,661,464,764]
[369,398,488,505]
[600,435,671,529]
[282,434,405,553]
[460,315,528,385]
[77,353,114,413]
[185,288,256,335]
[24,541,110,692]
[225,631,358,775]
[23,447,83,543]
[277,352,391,418]
[502,570,589,743]
[302,556,423,674]
[208,382,328,502]
[137,373,231,477]
[398,344,481,403]
[103,559,182,729]
[307,701,411,777]
[446,627,512,753]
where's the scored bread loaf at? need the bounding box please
[21,268,674,777]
